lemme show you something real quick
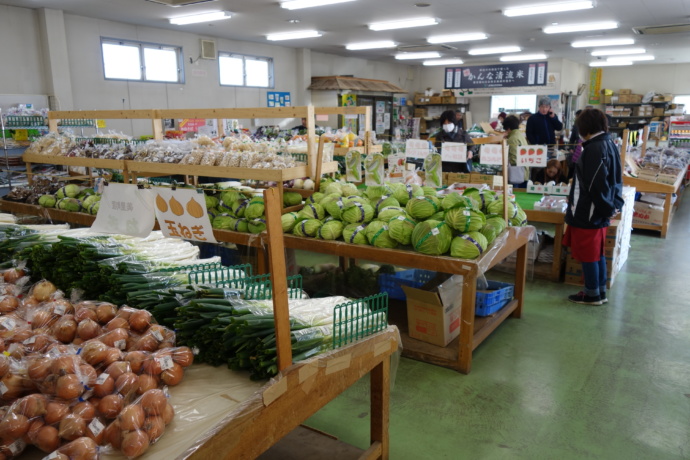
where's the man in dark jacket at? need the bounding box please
[526,97,564,146]
[563,108,624,306]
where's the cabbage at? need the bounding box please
[293,219,323,237]
[38,195,56,208]
[324,182,343,197]
[78,188,95,199]
[319,193,342,207]
[387,215,417,246]
[374,195,400,216]
[365,185,393,203]
[478,190,497,210]
[298,203,325,221]
[441,192,477,211]
[319,178,336,193]
[486,198,518,219]
[283,192,302,207]
[57,198,81,212]
[220,190,242,206]
[342,223,369,245]
[510,207,528,227]
[343,196,368,206]
[342,201,374,224]
[231,199,249,218]
[444,208,486,232]
[480,224,498,245]
[450,232,488,259]
[88,202,100,215]
[411,220,452,255]
[281,212,299,232]
[81,195,100,210]
[364,221,398,249]
[462,188,482,209]
[307,192,325,204]
[485,215,507,234]
[245,198,265,219]
[205,195,219,209]
[405,196,440,221]
[421,186,438,198]
[430,211,446,221]
[341,183,359,197]
[231,218,249,233]
[390,183,423,206]
[318,220,344,240]
[56,184,80,199]
[324,198,345,219]
[248,218,267,234]
[377,206,406,222]
[212,216,234,229]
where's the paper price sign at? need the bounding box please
[405,139,429,159]
[480,144,504,165]
[517,145,547,167]
[91,183,156,238]
[441,142,467,163]
[153,187,217,244]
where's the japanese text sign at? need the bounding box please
[90,183,156,238]
[479,144,504,165]
[153,187,217,244]
[441,142,467,163]
[405,139,430,159]
[444,61,548,89]
[517,145,547,167]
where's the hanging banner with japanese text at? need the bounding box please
[152,187,217,244]
[588,68,602,105]
[444,61,548,89]
[91,183,156,238]
[516,145,548,167]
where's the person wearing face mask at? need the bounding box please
[526,97,564,146]
[434,110,474,173]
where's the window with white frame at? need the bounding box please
[219,52,273,88]
[673,95,689,113]
[490,95,537,118]
[101,38,184,83]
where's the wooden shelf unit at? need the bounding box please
[523,208,566,282]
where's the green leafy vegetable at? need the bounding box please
[411,220,452,255]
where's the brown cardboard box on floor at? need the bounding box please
[402,278,462,347]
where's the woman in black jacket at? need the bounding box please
[434,110,473,173]
[563,108,624,305]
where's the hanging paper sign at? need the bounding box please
[364,153,385,186]
[345,150,362,182]
[423,153,443,188]
[479,144,504,165]
[405,139,429,159]
[517,145,548,167]
[153,187,217,243]
[387,154,407,183]
[441,142,467,163]
[91,183,156,238]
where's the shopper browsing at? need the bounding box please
[535,159,568,184]
[526,97,564,146]
[503,115,529,188]
[563,108,624,306]
[490,112,507,131]
[434,110,474,173]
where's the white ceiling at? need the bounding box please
[5,0,690,65]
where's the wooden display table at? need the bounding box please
[624,171,684,238]
[523,209,565,281]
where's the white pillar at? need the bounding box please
[295,48,312,106]
[37,8,74,110]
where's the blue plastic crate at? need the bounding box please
[475,281,515,316]
[378,269,436,300]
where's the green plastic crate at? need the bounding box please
[333,292,388,348]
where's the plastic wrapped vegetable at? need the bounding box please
[377,206,406,222]
[364,221,398,249]
[441,192,477,211]
[231,199,249,218]
[346,150,362,182]
[248,218,267,234]
[481,224,498,245]
[486,197,518,219]
[56,184,81,199]
[485,215,507,234]
[342,223,369,245]
[82,195,100,211]
[423,153,443,188]
[341,201,374,224]
[324,198,345,220]
[510,206,528,226]
[307,192,324,204]
[411,220,452,255]
[245,198,265,220]
[281,212,299,233]
[365,153,385,186]
[387,215,417,246]
[373,195,400,216]
[293,219,323,238]
[298,203,325,221]
[38,195,56,208]
[444,207,486,232]
[405,196,440,221]
[283,192,302,207]
[57,198,81,212]
[88,202,100,215]
[318,220,344,240]
[450,232,489,259]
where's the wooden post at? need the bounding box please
[512,231,527,319]
[369,358,390,460]
[306,105,317,180]
[263,187,292,371]
[620,129,629,168]
[216,118,225,138]
[640,125,650,158]
[314,135,326,192]
[152,118,164,141]
[458,267,478,374]
[48,119,58,133]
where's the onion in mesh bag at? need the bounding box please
[341,201,374,224]
[281,212,299,232]
[364,221,398,249]
[298,203,325,221]
[342,223,369,245]
[450,232,488,259]
[245,198,265,219]
[444,207,486,232]
[510,206,528,227]
[374,195,401,216]
[486,197,518,219]
[387,215,417,246]
[442,192,477,211]
[318,219,344,240]
[411,220,452,255]
[480,224,498,245]
[293,219,323,237]
[405,196,440,221]
[377,206,406,222]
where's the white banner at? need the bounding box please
[153,187,217,244]
[479,144,504,165]
[405,139,430,159]
[516,145,548,167]
[441,142,467,163]
[91,183,155,238]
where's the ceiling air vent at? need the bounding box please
[200,40,217,60]
[633,23,690,35]
[146,0,218,7]
[397,44,457,53]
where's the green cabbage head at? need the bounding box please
[364,221,398,249]
[405,196,440,221]
[450,232,489,259]
[318,220,344,240]
[342,223,369,245]
[411,220,452,255]
[387,215,417,246]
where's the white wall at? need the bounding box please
[597,64,690,96]
[0,5,46,96]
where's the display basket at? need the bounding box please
[475,281,514,316]
[378,269,436,300]
[333,293,389,348]
[4,115,46,127]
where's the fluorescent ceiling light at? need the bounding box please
[503,1,594,17]
[544,21,618,34]
[572,38,635,48]
[266,30,322,41]
[345,40,396,50]
[468,46,521,55]
[369,17,438,31]
[395,51,441,60]
[589,61,632,67]
[280,0,355,10]
[427,33,488,44]
[591,47,646,56]
[169,11,231,25]
[500,53,547,62]
[423,58,464,66]
[608,54,655,61]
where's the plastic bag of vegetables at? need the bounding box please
[341,201,374,224]
[406,196,440,221]
[411,220,452,255]
[298,203,325,221]
[450,232,488,259]
[423,153,443,188]
[364,221,398,249]
[377,206,406,222]
[441,192,477,211]
[346,150,362,182]
[445,207,486,232]
[388,215,417,246]
[318,219,344,240]
[281,212,299,233]
[342,223,369,245]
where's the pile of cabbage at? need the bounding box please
[220,179,525,260]
[38,185,102,214]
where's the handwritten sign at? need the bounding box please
[153,187,217,244]
[479,144,504,165]
[405,139,430,159]
[91,183,156,238]
[441,142,467,163]
[516,145,547,167]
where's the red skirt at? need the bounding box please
[562,226,607,263]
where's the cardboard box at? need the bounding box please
[630,94,643,103]
[632,202,664,226]
[619,89,632,95]
[604,94,612,104]
[653,108,665,116]
[618,94,630,103]
[429,96,442,104]
[402,278,462,347]
[442,90,453,97]
[652,96,664,102]
[447,173,470,184]
[442,96,456,104]
[414,94,430,105]
[414,108,427,117]
[663,94,674,102]
[638,192,665,207]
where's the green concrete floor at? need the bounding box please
[304,197,690,460]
